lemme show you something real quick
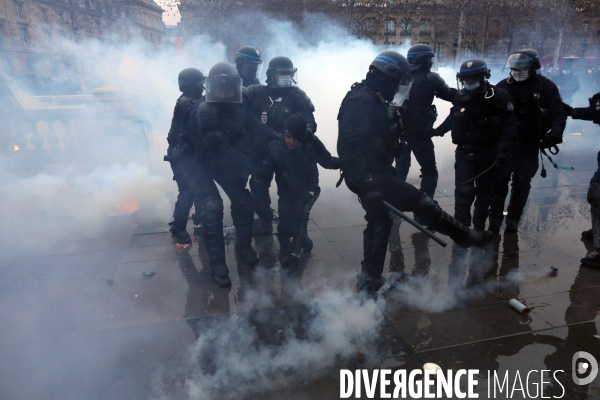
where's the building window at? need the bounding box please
[16,4,23,19]
[419,21,431,36]
[437,43,446,60]
[400,22,411,36]
[384,41,395,50]
[583,21,590,31]
[21,27,29,46]
[384,20,396,35]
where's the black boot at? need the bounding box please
[211,263,231,288]
[278,235,292,266]
[414,193,493,248]
[235,244,259,265]
[505,218,519,233]
[170,225,192,245]
[488,217,503,234]
[302,234,313,252]
[252,218,273,236]
[356,271,385,295]
[582,229,594,241]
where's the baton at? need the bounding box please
[460,161,498,186]
[383,201,447,247]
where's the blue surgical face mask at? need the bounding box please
[463,81,480,91]
[277,75,293,87]
[511,69,529,82]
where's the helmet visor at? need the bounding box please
[390,73,413,107]
[503,53,534,71]
[241,62,263,81]
[205,75,242,103]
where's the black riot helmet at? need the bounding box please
[407,44,435,72]
[266,56,298,88]
[367,51,413,105]
[178,68,205,95]
[503,48,541,72]
[235,45,263,82]
[456,58,490,92]
[283,113,308,142]
[205,62,243,103]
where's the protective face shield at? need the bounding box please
[205,75,243,103]
[511,69,530,82]
[240,59,263,81]
[503,53,535,72]
[390,73,414,107]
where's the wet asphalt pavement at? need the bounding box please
[1,118,600,399]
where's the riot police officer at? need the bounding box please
[444,59,518,231]
[165,68,205,245]
[567,93,600,267]
[337,51,493,295]
[235,46,263,87]
[394,44,456,207]
[261,113,320,271]
[178,62,269,287]
[246,56,339,236]
[489,49,566,233]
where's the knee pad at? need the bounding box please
[588,183,600,206]
[414,192,443,224]
[176,188,193,203]
[232,189,254,215]
[203,197,224,223]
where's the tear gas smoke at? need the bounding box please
[1,8,594,400]
[182,269,385,399]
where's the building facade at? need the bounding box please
[0,0,164,90]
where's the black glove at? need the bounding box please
[564,104,574,117]
[431,128,444,137]
[361,180,384,211]
[329,156,341,170]
[539,135,561,149]
[202,130,225,149]
[496,152,510,165]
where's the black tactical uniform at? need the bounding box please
[337,51,493,294]
[568,93,600,267]
[441,59,518,231]
[489,49,566,232]
[246,56,339,236]
[235,46,263,87]
[395,44,456,202]
[261,114,319,270]
[178,62,272,288]
[165,68,205,245]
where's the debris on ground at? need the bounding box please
[572,132,581,136]
[548,266,558,277]
[509,298,530,314]
[142,272,156,279]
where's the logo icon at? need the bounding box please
[572,351,598,385]
[467,61,473,68]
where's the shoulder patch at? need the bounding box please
[507,102,514,112]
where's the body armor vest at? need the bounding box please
[196,101,247,150]
[247,85,314,133]
[503,75,544,118]
[451,85,502,148]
